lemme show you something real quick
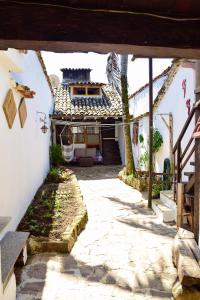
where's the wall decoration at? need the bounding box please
[18,98,27,128]
[182,79,186,98]
[3,89,17,128]
[16,83,36,99]
[132,122,139,145]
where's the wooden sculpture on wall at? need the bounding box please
[18,98,27,128]
[3,89,17,129]
[16,83,36,99]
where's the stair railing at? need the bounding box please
[173,100,200,200]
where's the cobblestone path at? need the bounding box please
[16,166,177,300]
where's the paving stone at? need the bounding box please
[16,166,177,300]
[26,263,47,280]
[19,281,45,295]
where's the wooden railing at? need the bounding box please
[173,100,200,196]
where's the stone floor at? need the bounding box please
[16,165,177,300]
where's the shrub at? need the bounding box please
[46,167,71,183]
[50,144,64,167]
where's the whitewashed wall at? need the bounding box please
[154,66,195,177]
[129,64,195,177]
[130,116,149,170]
[118,124,125,165]
[0,49,52,231]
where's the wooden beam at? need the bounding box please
[177,183,184,228]
[194,60,200,243]
[1,2,200,56]
[173,232,200,287]
[148,58,153,209]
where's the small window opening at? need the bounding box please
[73,87,86,95]
[87,88,100,95]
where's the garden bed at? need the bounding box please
[118,167,165,198]
[118,168,147,192]
[18,168,88,254]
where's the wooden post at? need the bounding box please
[177,183,184,228]
[169,113,174,172]
[148,58,153,209]
[52,121,56,144]
[194,60,200,243]
[177,142,181,183]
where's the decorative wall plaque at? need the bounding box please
[18,98,27,128]
[3,89,17,129]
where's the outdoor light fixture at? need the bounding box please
[37,111,48,134]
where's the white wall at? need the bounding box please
[130,64,195,176]
[154,66,195,176]
[0,50,52,231]
[130,116,149,170]
[118,124,126,165]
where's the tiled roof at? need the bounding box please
[52,84,123,118]
[68,82,104,86]
[60,68,91,71]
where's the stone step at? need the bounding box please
[1,231,29,290]
[184,171,194,177]
[160,190,176,207]
[152,199,175,223]
[160,190,176,222]
[0,217,11,240]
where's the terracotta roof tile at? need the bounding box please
[53,84,123,118]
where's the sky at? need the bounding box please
[42,51,172,95]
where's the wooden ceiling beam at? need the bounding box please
[0,2,200,57]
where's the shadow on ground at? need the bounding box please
[16,252,175,299]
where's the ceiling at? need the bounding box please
[1,1,200,57]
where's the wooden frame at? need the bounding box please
[72,86,101,96]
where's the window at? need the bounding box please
[87,87,100,95]
[86,126,99,134]
[86,126,100,145]
[72,126,85,143]
[73,87,86,95]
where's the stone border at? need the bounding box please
[118,169,147,192]
[27,174,88,254]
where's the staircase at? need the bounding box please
[102,140,122,165]
[173,100,200,234]
[0,217,29,299]
[152,190,176,223]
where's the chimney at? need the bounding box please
[60,68,91,84]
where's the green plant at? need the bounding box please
[50,144,64,167]
[139,134,144,144]
[54,198,62,211]
[153,128,163,153]
[138,129,163,169]
[48,168,60,182]
[42,199,52,209]
[126,173,135,185]
[152,182,163,199]
[46,167,71,183]
[139,150,149,169]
